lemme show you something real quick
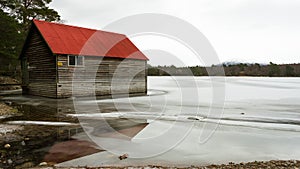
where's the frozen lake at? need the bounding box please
[58,76,300,167]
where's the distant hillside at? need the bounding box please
[147,63,300,77]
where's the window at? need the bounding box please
[69,55,76,65]
[68,55,84,66]
[77,56,84,66]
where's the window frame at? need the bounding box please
[68,55,85,67]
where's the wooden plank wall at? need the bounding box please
[57,55,146,98]
[23,26,57,98]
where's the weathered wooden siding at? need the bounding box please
[57,55,146,98]
[22,26,57,98]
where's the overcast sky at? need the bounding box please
[50,0,300,66]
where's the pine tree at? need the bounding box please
[0,0,60,32]
[0,0,60,73]
[0,9,23,72]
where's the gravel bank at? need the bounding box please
[27,160,300,169]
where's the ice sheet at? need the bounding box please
[58,77,300,167]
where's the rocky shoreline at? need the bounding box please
[0,123,62,169]
[0,102,76,169]
[26,160,300,169]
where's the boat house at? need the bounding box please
[20,20,148,98]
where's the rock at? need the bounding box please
[4,101,12,106]
[7,159,12,164]
[4,143,10,149]
[15,162,35,169]
[39,162,48,166]
[119,153,129,160]
[187,117,199,121]
[21,141,26,146]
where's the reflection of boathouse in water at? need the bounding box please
[20,20,148,98]
[16,99,147,140]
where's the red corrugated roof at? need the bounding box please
[33,20,148,60]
